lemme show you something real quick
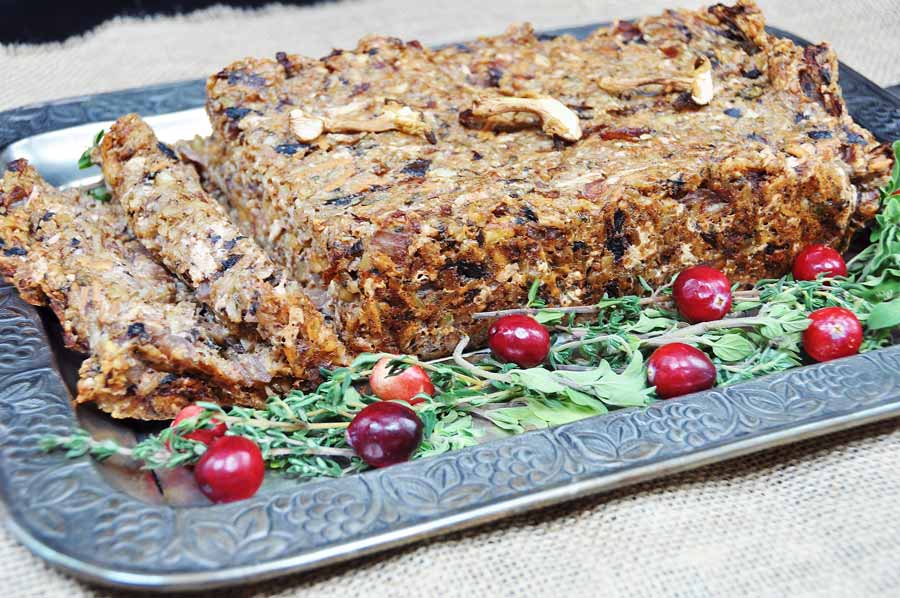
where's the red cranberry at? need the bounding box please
[168,404,227,447]
[194,436,265,503]
[803,307,863,362]
[488,314,550,368]
[369,357,434,404]
[673,265,733,322]
[792,244,848,281]
[346,401,423,468]
[647,343,717,399]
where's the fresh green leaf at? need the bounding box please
[586,353,653,407]
[90,186,111,202]
[525,398,600,426]
[554,361,616,386]
[349,352,385,370]
[527,279,542,306]
[77,129,104,170]
[485,406,545,433]
[342,385,363,406]
[77,149,94,170]
[630,313,675,334]
[867,298,900,330]
[508,368,568,394]
[564,388,609,412]
[534,310,566,324]
[554,353,651,407]
[710,333,757,362]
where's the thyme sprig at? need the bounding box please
[77,129,111,202]
[41,140,900,480]
[77,129,104,170]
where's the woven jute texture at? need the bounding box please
[2,1,900,596]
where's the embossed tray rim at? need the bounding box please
[0,24,899,592]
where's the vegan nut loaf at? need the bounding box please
[200,0,891,358]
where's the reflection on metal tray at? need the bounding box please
[1,24,900,591]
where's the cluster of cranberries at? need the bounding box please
[350,357,430,467]
[479,242,862,402]
[349,319,556,471]
[171,242,864,503]
[786,244,862,360]
[646,245,861,398]
[170,361,432,503]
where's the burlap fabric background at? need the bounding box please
[2,1,900,596]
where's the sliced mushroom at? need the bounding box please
[597,56,715,106]
[470,95,582,142]
[290,101,430,142]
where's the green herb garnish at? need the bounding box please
[77,129,105,170]
[89,186,111,202]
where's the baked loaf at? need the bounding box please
[200,0,889,358]
[0,160,278,419]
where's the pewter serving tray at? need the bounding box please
[1,25,900,592]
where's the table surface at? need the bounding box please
[2,1,900,596]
